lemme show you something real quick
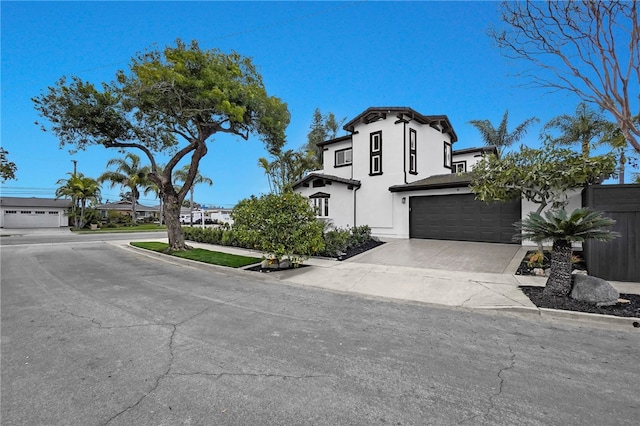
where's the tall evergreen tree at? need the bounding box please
[304,108,345,166]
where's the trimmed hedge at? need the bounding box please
[183,224,372,259]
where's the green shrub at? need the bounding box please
[322,228,351,257]
[232,193,324,262]
[348,225,371,249]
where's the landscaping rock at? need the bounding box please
[570,274,619,307]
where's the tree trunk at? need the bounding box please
[543,239,573,297]
[163,192,189,251]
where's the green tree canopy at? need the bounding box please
[470,143,617,215]
[468,110,538,155]
[304,108,345,166]
[0,148,17,182]
[541,102,608,158]
[258,148,317,194]
[98,152,151,220]
[33,39,290,250]
[55,172,101,229]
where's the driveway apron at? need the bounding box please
[347,239,523,274]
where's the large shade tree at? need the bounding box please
[491,1,640,154]
[33,40,289,250]
[98,152,151,222]
[468,110,538,156]
[173,165,213,223]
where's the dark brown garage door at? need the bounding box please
[409,194,521,244]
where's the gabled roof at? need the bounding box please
[389,173,472,192]
[0,197,71,208]
[343,107,458,143]
[292,172,361,190]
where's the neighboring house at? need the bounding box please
[96,201,159,222]
[293,106,580,244]
[0,197,70,228]
[207,208,233,224]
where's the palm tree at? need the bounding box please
[173,165,213,223]
[258,149,317,194]
[517,208,619,298]
[468,110,539,156]
[98,153,151,223]
[542,102,608,158]
[55,173,101,229]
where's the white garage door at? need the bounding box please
[3,210,63,228]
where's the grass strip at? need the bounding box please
[75,224,167,233]
[130,241,261,268]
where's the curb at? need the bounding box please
[485,305,640,328]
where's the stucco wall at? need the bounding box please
[296,183,356,230]
[321,139,353,180]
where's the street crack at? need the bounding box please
[458,345,516,424]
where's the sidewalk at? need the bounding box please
[166,240,640,327]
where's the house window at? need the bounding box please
[35,211,45,215]
[6,210,16,214]
[310,192,330,217]
[49,211,58,214]
[370,131,382,175]
[311,197,329,217]
[335,148,352,167]
[452,161,466,173]
[443,142,452,169]
[20,211,31,214]
[409,128,417,174]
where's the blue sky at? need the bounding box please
[1,1,619,207]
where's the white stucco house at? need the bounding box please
[293,106,580,244]
[0,197,71,228]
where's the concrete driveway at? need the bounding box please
[348,239,526,274]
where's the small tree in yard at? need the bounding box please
[33,39,289,251]
[232,193,324,265]
[517,208,619,298]
[470,143,617,216]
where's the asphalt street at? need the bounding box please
[1,237,639,425]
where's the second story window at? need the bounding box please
[452,161,466,173]
[443,142,452,169]
[370,131,382,175]
[409,128,417,174]
[335,148,352,167]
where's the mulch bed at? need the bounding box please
[517,250,640,321]
[520,286,640,321]
[245,263,310,273]
[515,250,587,276]
[337,239,384,261]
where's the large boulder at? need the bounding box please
[570,274,619,307]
